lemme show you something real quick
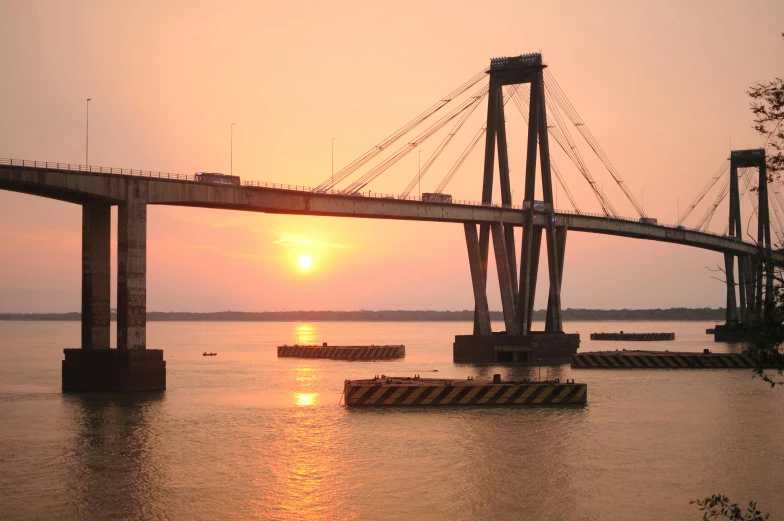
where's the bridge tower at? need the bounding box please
[456,54,578,363]
[722,148,773,333]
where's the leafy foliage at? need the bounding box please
[691,495,770,521]
[746,272,784,387]
[748,33,784,177]
[745,32,784,386]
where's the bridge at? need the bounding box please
[1,53,776,390]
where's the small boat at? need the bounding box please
[202,352,217,357]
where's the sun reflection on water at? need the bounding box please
[295,393,317,406]
[294,323,316,345]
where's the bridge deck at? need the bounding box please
[0,162,776,258]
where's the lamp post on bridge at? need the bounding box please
[85,98,91,166]
[418,150,422,200]
[231,123,236,176]
[332,137,335,192]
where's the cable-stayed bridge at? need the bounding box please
[0,53,777,389]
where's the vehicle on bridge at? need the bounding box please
[422,192,452,203]
[523,200,547,211]
[195,172,241,185]
[639,217,658,224]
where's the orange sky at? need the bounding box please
[0,0,782,312]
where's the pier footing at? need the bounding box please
[62,349,166,392]
[712,324,760,343]
[453,332,580,364]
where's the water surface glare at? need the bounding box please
[1,320,782,520]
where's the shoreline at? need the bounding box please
[0,308,726,322]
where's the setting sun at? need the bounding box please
[298,255,313,270]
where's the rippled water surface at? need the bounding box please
[1,320,782,520]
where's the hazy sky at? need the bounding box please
[0,0,782,312]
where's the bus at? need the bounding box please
[421,193,453,203]
[195,172,241,185]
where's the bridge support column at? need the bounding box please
[545,227,567,332]
[491,222,518,335]
[520,226,542,334]
[738,252,760,325]
[63,185,164,392]
[118,194,148,350]
[81,203,111,350]
[465,223,492,336]
[724,253,738,324]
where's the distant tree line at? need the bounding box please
[0,307,725,322]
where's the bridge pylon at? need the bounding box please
[457,54,578,363]
[717,148,773,341]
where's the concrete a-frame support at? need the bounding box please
[454,54,578,364]
[724,149,771,326]
[81,203,111,350]
[117,194,147,350]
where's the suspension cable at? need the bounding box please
[431,85,521,196]
[766,180,784,244]
[678,160,730,225]
[544,70,646,217]
[341,84,489,194]
[433,125,486,194]
[511,86,614,216]
[551,160,581,212]
[313,67,489,192]
[695,176,731,232]
[400,88,490,198]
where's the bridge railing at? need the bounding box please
[554,207,733,241]
[0,158,195,181]
[242,180,524,208]
[0,158,746,243]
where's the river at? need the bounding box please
[0,320,781,520]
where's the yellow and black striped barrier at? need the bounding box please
[278,344,405,360]
[571,350,755,369]
[343,376,587,406]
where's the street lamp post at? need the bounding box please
[86,98,91,166]
[418,150,422,199]
[332,137,335,192]
[231,123,236,175]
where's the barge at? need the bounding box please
[571,349,757,369]
[590,332,674,341]
[343,374,587,406]
[277,342,405,360]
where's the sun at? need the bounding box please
[298,255,313,270]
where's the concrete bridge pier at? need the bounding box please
[80,202,111,350]
[454,54,579,363]
[63,185,165,392]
